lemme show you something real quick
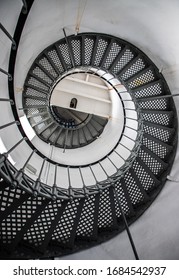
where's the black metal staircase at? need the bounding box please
[0,2,178,260]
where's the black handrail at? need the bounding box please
[113,187,139,260]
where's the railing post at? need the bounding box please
[38,158,46,180]
[0,68,12,81]
[89,165,101,193]
[67,166,73,198]
[12,149,36,188]
[114,149,126,161]
[79,167,88,197]
[98,161,110,178]
[125,125,139,132]
[0,121,19,130]
[125,116,138,121]
[63,130,68,153]
[122,133,136,143]
[33,157,46,197]
[21,149,36,171]
[0,23,16,50]
[4,137,26,156]
[52,164,58,200]
[0,98,14,105]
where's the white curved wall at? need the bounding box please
[0,0,179,259]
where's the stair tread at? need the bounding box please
[47,48,65,73]
[69,36,82,66]
[135,157,160,185]
[119,55,146,81]
[110,45,135,74]
[123,171,146,207]
[141,110,173,127]
[142,134,172,160]
[72,130,79,147]
[0,185,25,213]
[138,98,169,111]
[36,60,56,81]
[126,66,156,89]
[141,145,168,167]
[92,36,109,67]
[2,196,49,250]
[143,132,173,149]
[98,188,117,230]
[44,51,61,76]
[78,128,87,145]
[30,72,52,87]
[143,120,175,132]
[49,199,79,247]
[57,41,73,70]
[76,193,99,240]
[24,82,49,95]
[132,159,159,192]
[138,146,168,177]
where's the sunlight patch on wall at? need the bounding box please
[20,115,36,141]
[0,137,16,165]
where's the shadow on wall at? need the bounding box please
[163,65,179,181]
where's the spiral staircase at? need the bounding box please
[0,1,178,260]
